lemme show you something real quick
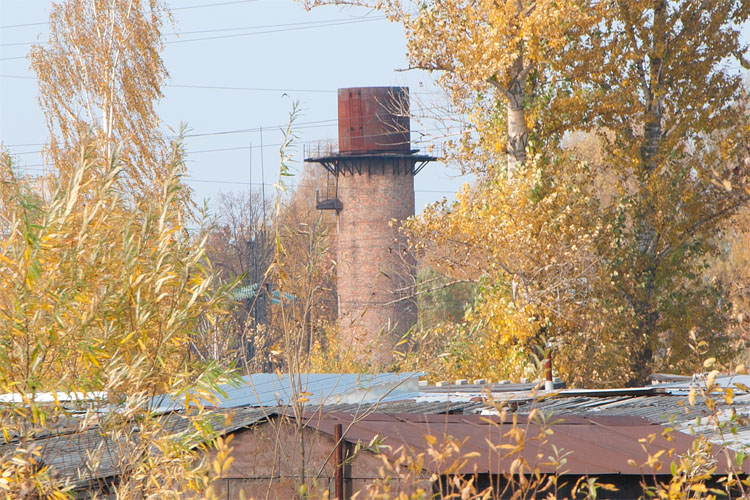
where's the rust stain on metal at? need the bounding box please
[302,412,747,476]
[338,87,410,154]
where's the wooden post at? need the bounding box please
[334,423,344,500]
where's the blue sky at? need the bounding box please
[3,1,749,215]
[0,0,469,213]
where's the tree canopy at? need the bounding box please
[305,0,750,386]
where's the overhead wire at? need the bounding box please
[1,142,45,147]
[7,129,450,155]
[0,16,386,48]
[186,124,456,154]
[166,18,384,44]
[165,16,380,36]
[181,106,453,138]
[0,0,260,29]
[169,0,260,12]
[2,123,461,151]
[183,120,337,138]
[0,74,445,97]
[0,21,47,30]
[166,84,336,93]
[4,165,462,195]
[3,106,459,147]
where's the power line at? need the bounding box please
[3,121,337,151]
[6,150,42,156]
[0,40,40,48]
[167,84,336,94]
[7,166,461,194]
[0,74,446,97]
[186,127,451,154]
[0,21,47,30]
[167,83,443,96]
[170,0,259,11]
[3,118,461,153]
[1,116,460,148]
[166,16,380,36]
[182,108,453,138]
[0,16,385,48]
[191,146,255,154]
[166,18,384,44]
[0,73,340,93]
[5,127,455,155]
[184,121,337,138]
[0,0,260,29]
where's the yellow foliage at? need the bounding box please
[0,1,237,497]
[305,0,750,387]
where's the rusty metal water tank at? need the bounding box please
[338,87,411,154]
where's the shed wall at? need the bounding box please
[207,419,429,499]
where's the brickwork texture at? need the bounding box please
[336,169,416,363]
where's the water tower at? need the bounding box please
[306,87,436,363]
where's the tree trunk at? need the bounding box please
[625,0,667,387]
[506,55,528,177]
[626,266,659,386]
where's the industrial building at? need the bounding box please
[306,87,436,363]
[5,372,750,499]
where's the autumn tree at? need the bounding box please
[305,0,750,386]
[30,0,177,199]
[416,267,476,328]
[0,1,235,496]
[590,0,749,384]
[271,159,337,371]
[712,206,750,360]
[203,190,273,366]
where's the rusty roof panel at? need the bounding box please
[302,412,747,476]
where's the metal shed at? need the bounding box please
[208,410,749,499]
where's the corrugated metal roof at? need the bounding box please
[649,373,750,392]
[478,392,750,450]
[0,398,474,490]
[0,409,271,490]
[303,399,483,416]
[417,385,672,403]
[302,412,748,476]
[420,381,565,394]
[8,371,750,489]
[416,375,750,451]
[151,372,421,411]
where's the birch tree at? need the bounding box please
[30,0,176,199]
[0,1,235,496]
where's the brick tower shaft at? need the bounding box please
[336,163,416,363]
[307,87,435,364]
